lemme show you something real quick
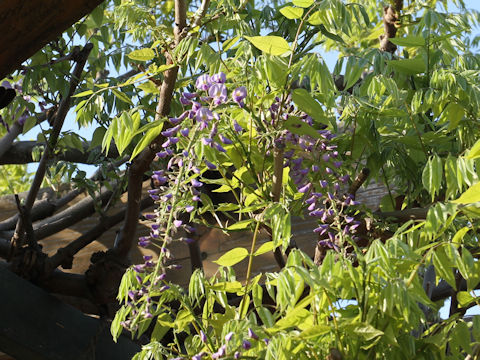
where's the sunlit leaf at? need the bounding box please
[280,6,304,19]
[245,36,291,56]
[214,247,249,266]
[128,48,155,61]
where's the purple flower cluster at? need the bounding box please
[123,72,250,334]
[190,327,264,359]
[267,96,361,251]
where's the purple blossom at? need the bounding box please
[169,111,188,124]
[333,161,342,168]
[298,183,312,193]
[232,86,247,105]
[218,134,233,144]
[128,290,136,301]
[180,128,189,137]
[156,151,169,158]
[196,74,211,91]
[185,225,196,233]
[225,332,234,342]
[160,285,170,292]
[322,154,330,162]
[234,352,241,359]
[173,220,183,227]
[183,237,195,244]
[185,205,194,212]
[233,120,243,132]
[205,160,217,170]
[200,330,207,343]
[191,178,203,187]
[242,340,251,350]
[212,345,227,359]
[210,72,226,83]
[152,174,167,184]
[196,107,214,123]
[339,175,350,183]
[213,143,226,152]
[319,180,328,188]
[313,224,329,235]
[161,125,180,137]
[138,238,151,247]
[248,328,259,340]
[209,83,228,105]
[144,214,156,220]
[263,338,270,345]
[202,137,213,146]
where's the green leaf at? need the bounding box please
[387,57,426,75]
[422,155,443,202]
[112,89,134,105]
[130,122,163,160]
[209,281,243,292]
[226,219,254,230]
[466,138,480,159]
[452,182,480,204]
[441,103,464,131]
[457,291,475,307]
[138,81,158,94]
[213,247,249,266]
[280,6,304,19]
[389,36,425,47]
[291,88,327,125]
[292,0,313,7]
[128,48,155,62]
[318,24,345,44]
[73,90,93,98]
[254,241,276,256]
[245,36,291,56]
[353,324,384,341]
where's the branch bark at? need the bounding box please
[0,140,119,165]
[114,0,188,260]
[45,196,153,274]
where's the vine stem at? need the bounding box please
[239,219,261,318]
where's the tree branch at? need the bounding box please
[10,43,93,254]
[0,140,119,165]
[45,196,153,274]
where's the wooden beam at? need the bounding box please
[0,0,104,79]
[0,263,139,360]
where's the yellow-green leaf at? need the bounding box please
[452,182,480,204]
[389,36,425,47]
[112,89,133,105]
[254,241,276,256]
[293,0,314,8]
[245,36,291,56]
[466,139,480,160]
[226,219,254,230]
[214,247,249,266]
[387,56,426,75]
[128,48,155,62]
[73,90,93,98]
[457,291,475,307]
[280,6,304,19]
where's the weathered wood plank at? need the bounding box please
[0,0,104,79]
[0,262,139,360]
